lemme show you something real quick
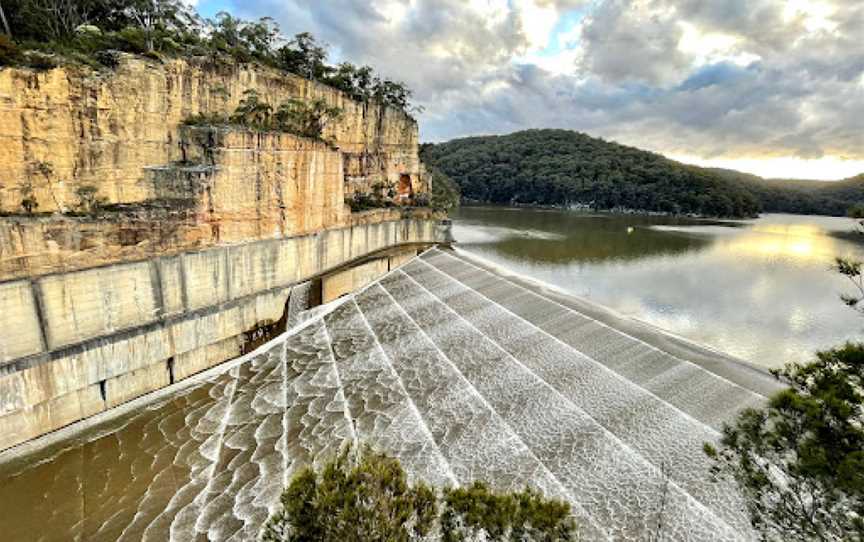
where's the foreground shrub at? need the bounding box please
[442,482,576,542]
[262,446,577,541]
[262,446,437,542]
[705,342,864,541]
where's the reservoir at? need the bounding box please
[452,207,864,369]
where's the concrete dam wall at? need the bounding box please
[0,219,443,451]
[0,56,445,450]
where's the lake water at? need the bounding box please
[452,206,864,369]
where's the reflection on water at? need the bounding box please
[453,207,864,368]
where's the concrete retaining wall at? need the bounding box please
[0,218,441,451]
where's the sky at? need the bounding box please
[193,0,864,181]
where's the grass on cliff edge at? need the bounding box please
[262,445,577,542]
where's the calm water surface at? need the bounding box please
[452,206,864,369]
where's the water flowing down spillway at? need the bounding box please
[0,248,782,541]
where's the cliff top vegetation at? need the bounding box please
[0,0,416,112]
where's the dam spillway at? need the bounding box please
[0,248,783,541]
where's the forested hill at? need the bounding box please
[710,169,864,216]
[420,129,864,218]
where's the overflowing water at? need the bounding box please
[0,249,778,541]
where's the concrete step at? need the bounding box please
[378,268,743,541]
[403,253,753,536]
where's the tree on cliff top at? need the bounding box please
[0,0,417,112]
[262,445,577,542]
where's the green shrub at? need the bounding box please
[428,168,460,212]
[111,27,151,55]
[182,92,342,141]
[345,192,394,212]
[95,50,121,69]
[20,183,38,214]
[262,446,437,542]
[705,342,864,541]
[274,98,342,139]
[262,445,577,542]
[442,483,576,542]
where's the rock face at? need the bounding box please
[0,56,443,450]
[0,55,429,280]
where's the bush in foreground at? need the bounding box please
[262,446,577,542]
[705,344,864,541]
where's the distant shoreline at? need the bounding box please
[459,200,753,221]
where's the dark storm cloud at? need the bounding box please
[204,0,864,169]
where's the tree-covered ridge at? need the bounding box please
[422,130,864,219]
[422,130,762,218]
[0,0,416,111]
[711,168,864,216]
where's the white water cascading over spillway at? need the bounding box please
[0,248,782,541]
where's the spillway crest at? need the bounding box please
[0,248,776,541]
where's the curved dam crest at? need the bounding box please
[0,248,782,541]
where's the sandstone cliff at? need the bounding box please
[0,55,431,280]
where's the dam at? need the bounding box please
[0,248,783,541]
[0,52,786,541]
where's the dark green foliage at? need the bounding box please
[836,256,864,313]
[705,342,864,541]
[441,482,576,542]
[184,90,342,141]
[181,112,229,127]
[231,89,273,129]
[424,130,864,219]
[0,1,415,111]
[711,169,864,217]
[319,61,414,112]
[421,130,763,219]
[345,191,396,212]
[275,32,329,80]
[209,12,279,63]
[263,446,577,542]
[274,98,342,139]
[428,168,460,212]
[262,446,438,542]
[0,1,10,36]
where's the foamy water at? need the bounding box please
[0,248,773,541]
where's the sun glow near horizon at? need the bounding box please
[670,154,864,181]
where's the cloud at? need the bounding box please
[200,0,864,179]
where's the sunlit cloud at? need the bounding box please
[199,0,864,180]
[670,154,864,181]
